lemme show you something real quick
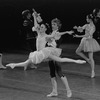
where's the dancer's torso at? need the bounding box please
[36,34,47,51]
[84,24,95,39]
[47,30,61,48]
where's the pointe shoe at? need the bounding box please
[91,71,95,78]
[76,60,86,64]
[6,63,15,69]
[47,92,58,97]
[67,90,72,98]
[0,65,6,69]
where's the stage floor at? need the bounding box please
[1,44,100,100]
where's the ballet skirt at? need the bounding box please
[79,36,100,52]
[78,23,100,52]
[29,47,62,64]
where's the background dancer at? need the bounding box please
[73,14,100,78]
[22,9,36,52]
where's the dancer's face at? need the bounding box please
[40,24,47,34]
[51,22,58,31]
[86,17,91,23]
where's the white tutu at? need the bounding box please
[79,37,100,52]
[29,47,62,64]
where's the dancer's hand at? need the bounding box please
[73,34,78,38]
[32,8,39,17]
[32,8,36,12]
[46,37,53,43]
[67,30,74,35]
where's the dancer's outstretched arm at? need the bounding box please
[49,55,86,64]
[73,33,90,38]
[58,31,74,36]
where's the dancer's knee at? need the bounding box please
[57,72,64,78]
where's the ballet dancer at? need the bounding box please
[73,14,100,78]
[22,9,37,51]
[47,18,73,98]
[6,11,86,70]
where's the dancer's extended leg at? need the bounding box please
[49,55,86,64]
[6,59,32,70]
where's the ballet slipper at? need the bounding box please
[67,90,72,98]
[6,63,15,69]
[91,71,95,78]
[76,60,86,64]
[47,92,58,97]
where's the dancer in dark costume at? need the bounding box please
[22,9,36,51]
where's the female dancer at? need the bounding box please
[73,14,100,78]
[47,18,73,98]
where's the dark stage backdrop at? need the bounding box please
[0,0,100,51]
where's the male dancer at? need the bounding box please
[47,18,73,98]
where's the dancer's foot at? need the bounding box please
[76,60,86,64]
[47,92,58,97]
[6,63,15,69]
[67,90,72,98]
[91,71,95,78]
[0,65,6,69]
